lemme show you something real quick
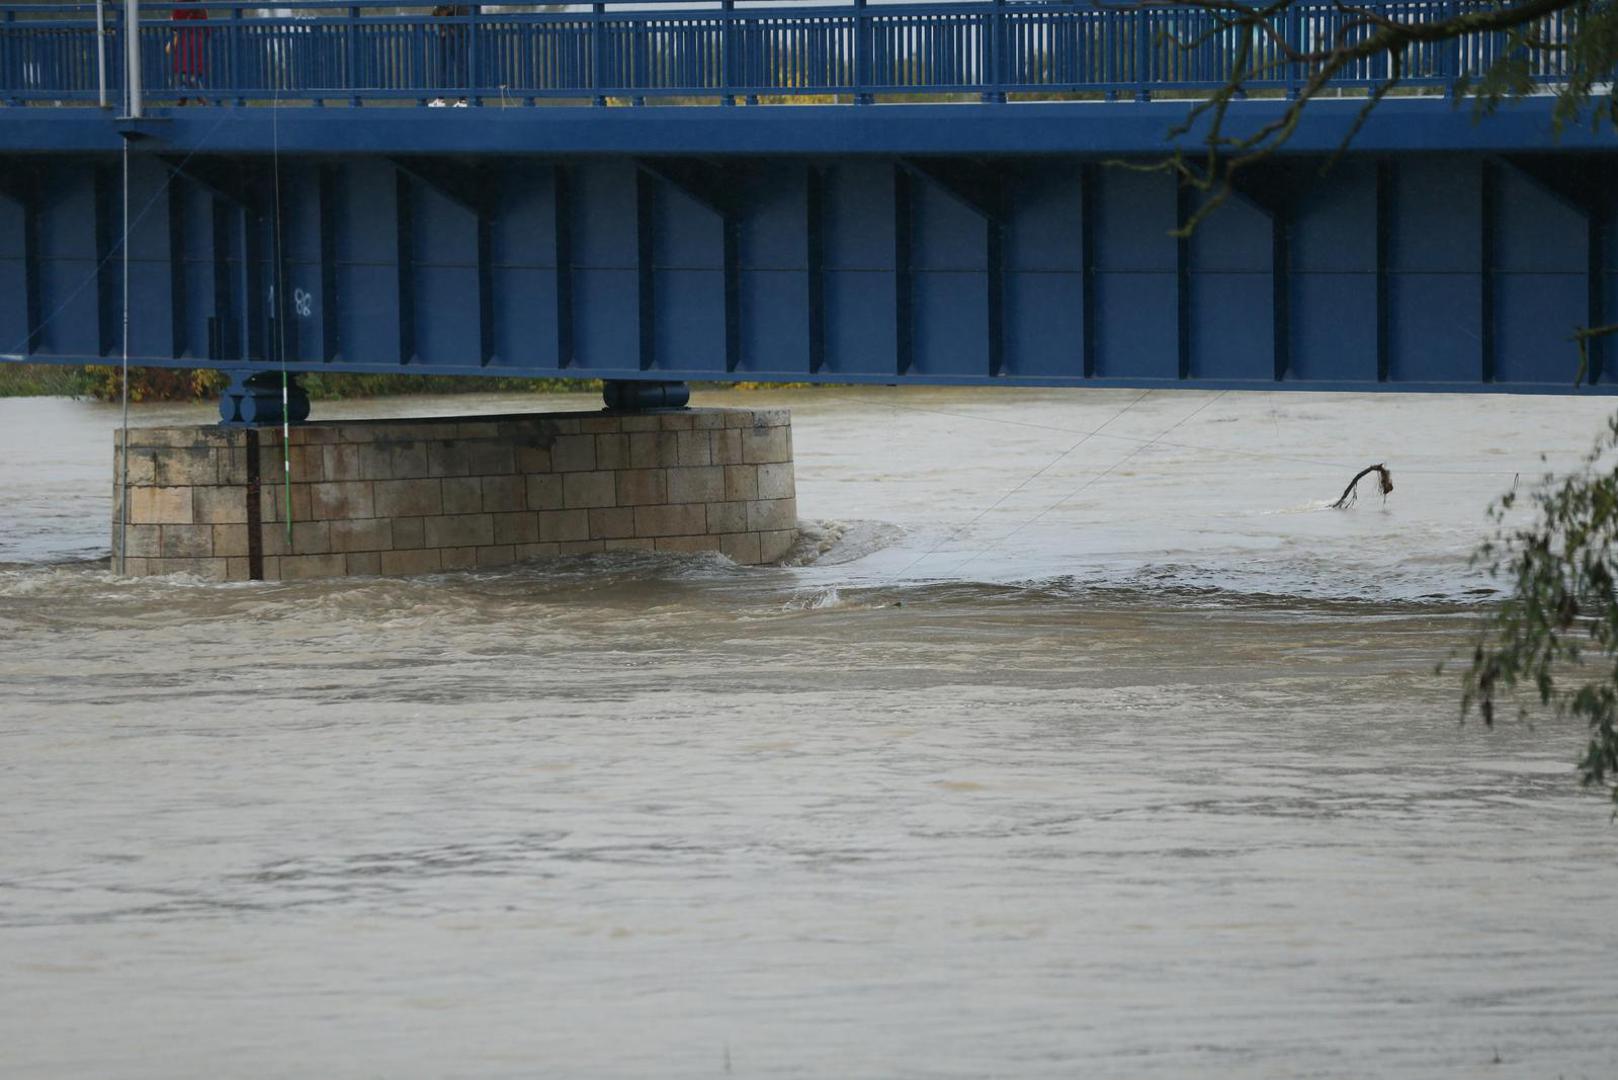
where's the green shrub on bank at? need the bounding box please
[25,366,600,402]
[2,365,819,401]
[0,364,99,398]
[299,372,601,400]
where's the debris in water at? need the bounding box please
[1330,464,1393,510]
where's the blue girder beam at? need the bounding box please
[3,140,1614,394]
[1,99,1613,157]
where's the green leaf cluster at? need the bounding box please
[1463,413,1618,808]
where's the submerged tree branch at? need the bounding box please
[1330,464,1394,509]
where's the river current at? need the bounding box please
[2,387,1615,1079]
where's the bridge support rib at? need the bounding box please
[898,158,1007,379]
[1080,164,1096,379]
[93,167,120,360]
[894,165,913,377]
[637,169,654,371]
[1499,154,1612,386]
[1225,164,1296,383]
[1480,159,1497,385]
[394,168,415,367]
[635,159,741,374]
[554,164,575,371]
[0,170,43,359]
[318,165,340,365]
[806,165,826,376]
[1375,161,1392,384]
[1175,182,1190,381]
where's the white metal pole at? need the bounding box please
[124,0,141,119]
[96,0,108,108]
[119,138,131,575]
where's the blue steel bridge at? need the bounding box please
[0,1,1614,419]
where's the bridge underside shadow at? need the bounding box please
[2,147,1614,393]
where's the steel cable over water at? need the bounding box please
[948,390,1228,575]
[272,76,292,546]
[118,136,129,576]
[889,389,1153,578]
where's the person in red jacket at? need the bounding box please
[166,2,208,106]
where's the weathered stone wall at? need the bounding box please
[112,408,796,580]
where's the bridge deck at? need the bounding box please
[0,0,1579,108]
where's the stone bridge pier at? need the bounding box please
[112,407,796,580]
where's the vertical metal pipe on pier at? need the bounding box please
[123,0,142,118]
[96,0,108,108]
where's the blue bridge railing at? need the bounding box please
[0,1,1574,107]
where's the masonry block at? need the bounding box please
[441,546,479,571]
[390,441,430,479]
[330,518,392,553]
[551,434,596,472]
[743,426,791,464]
[657,534,723,554]
[589,507,637,540]
[392,516,426,550]
[467,442,516,476]
[538,508,591,543]
[516,444,553,473]
[635,503,708,537]
[481,475,526,513]
[131,486,193,525]
[759,529,796,562]
[323,444,363,481]
[720,532,762,564]
[212,524,250,558]
[676,430,712,466]
[526,473,565,511]
[441,476,484,515]
[595,434,629,470]
[668,466,725,504]
[424,514,495,549]
[629,431,680,468]
[155,448,219,487]
[112,524,161,559]
[346,551,382,576]
[281,553,349,580]
[712,429,743,465]
[194,486,249,524]
[749,497,797,534]
[310,481,375,521]
[160,523,213,559]
[724,465,758,502]
[374,478,443,518]
[757,462,796,501]
[258,483,311,525]
[706,502,748,534]
[381,548,443,576]
[492,511,540,545]
[616,469,667,506]
[428,441,473,477]
[563,471,617,509]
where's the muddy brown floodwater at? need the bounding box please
[2,387,1615,1078]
